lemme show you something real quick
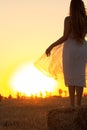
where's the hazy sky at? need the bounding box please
[0,0,87,96]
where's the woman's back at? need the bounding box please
[69,0,87,42]
[68,16,87,41]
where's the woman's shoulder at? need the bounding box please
[85,15,87,20]
[64,16,71,25]
[85,15,87,22]
[65,16,71,20]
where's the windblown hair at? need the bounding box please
[70,0,87,42]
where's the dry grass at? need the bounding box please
[0,96,87,130]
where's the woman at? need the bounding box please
[46,0,87,107]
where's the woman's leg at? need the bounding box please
[68,86,75,107]
[76,86,83,107]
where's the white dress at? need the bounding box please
[35,36,87,87]
[63,37,87,87]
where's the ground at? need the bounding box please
[0,96,87,130]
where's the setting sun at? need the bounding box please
[9,63,58,97]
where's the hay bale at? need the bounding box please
[47,107,87,130]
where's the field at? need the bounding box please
[0,96,87,130]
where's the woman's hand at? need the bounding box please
[45,46,52,56]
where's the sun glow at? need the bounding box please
[9,63,58,97]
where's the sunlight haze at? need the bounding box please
[0,0,87,97]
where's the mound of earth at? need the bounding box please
[47,106,87,130]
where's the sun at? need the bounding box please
[9,62,58,97]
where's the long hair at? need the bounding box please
[70,0,86,41]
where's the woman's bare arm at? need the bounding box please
[46,16,71,56]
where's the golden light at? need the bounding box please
[9,62,58,97]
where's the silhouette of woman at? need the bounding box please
[46,0,87,107]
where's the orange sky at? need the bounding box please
[0,0,87,97]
